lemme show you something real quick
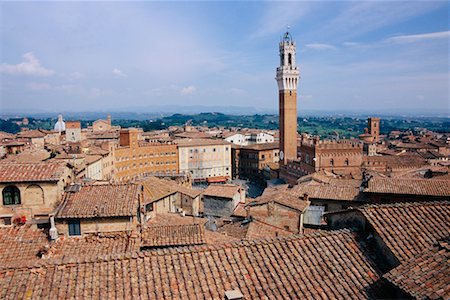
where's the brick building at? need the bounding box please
[114,128,179,182]
[233,143,279,181]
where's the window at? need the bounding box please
[330,159,334,167]
[2,186,21,205]
[68,219,81,236]
[2,217,11,226]
[345,158,349,166]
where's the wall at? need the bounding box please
[115,143,178,182]
[86,158,103,180]
[178,144,231,181]
[203,196,235,217]
[0,169,72,225]
[249,202,302,233]
[56,216,134,236]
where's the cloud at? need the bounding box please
[112,68,127,77]
[180,85,196,95]
[0,52,55,76]
[300,95,313,100]
[385,31,450,44]
[27,82,52,90]
[305,43,336,50]
[69,72,85,80]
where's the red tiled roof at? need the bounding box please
[384,238,450,299]
[0,225,48,269]
[47,232,140,260]
[57,184,139,218]
[250,187,310,212]
[365,178,450,197]
[203,184,241,199]
[359,201,450,262]
[0,162,68,183]
[292,184,361,201]
[0,230,381,299]
[141,224,206,247]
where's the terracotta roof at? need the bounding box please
[359,201,450,262]
[57,184,139,218]
[141,177,179,203]
[365,178,450,197]
[85,154,102,164]
[0,162,68,183]
[141,224,206,247]
[218,219,293,240]
[292,184,361,201]
[46,232,140,260]
[0,230,381,299]
[250,187,310,212]
[0,225,49,269]
[0,148,50,163]
[17,130,46,139]
[203,184,241,199]
[384,238,450,299]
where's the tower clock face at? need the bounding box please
[279,150,284,160]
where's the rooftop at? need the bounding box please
[384,238,450,299]
[0,230,381,299]
[357,201,450,262]
[174,138,230,147]
[141,224,206,248]
[57,183,140,218]
[0,162,69,183]
[365,177,450,197]
[203,184,241,199]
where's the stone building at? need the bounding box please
[0,162,73,227]
[295,137,363,176]
[65,121,82,143]
[203,184,245,217]
[176,139,231,183]
[114,128,179,182]
[276,31,300,164]
[234,142,279,181]
[55,183,141,236]
[16,130,46,148]
[92,114,112,132]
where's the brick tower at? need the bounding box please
[368,117,380,142]
[276,31,300,164]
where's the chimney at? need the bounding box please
[107,114,111,125]
[49,216,58,240]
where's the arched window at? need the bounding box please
[2,186,21,205]
[288,53,292,66]
[330,159,334,167]
[345,158,349,166]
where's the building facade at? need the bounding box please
[236,143,279,181]
[176,139,231,183]
[114,128,179,182]
[276,31,300,164]
[65,121,82,142]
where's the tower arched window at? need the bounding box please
[345,158,349,166]
[330,159,334,167]
[2,186,21,205]
[288,53,292,66]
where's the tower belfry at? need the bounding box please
[276,30,300,164]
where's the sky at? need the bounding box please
[0,1,449,116]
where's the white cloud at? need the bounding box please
[180,85,196,95]
[386,31,450,44]
[300,95,313,100]
[0,52,55,76]
[69,72,85,80]
[305,43,336,50]
[27,82,52,90]
[112,68,127,77]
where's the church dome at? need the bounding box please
[54,114,66,132]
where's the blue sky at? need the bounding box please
[1,1,449,115]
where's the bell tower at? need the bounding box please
[276,31,300,164]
